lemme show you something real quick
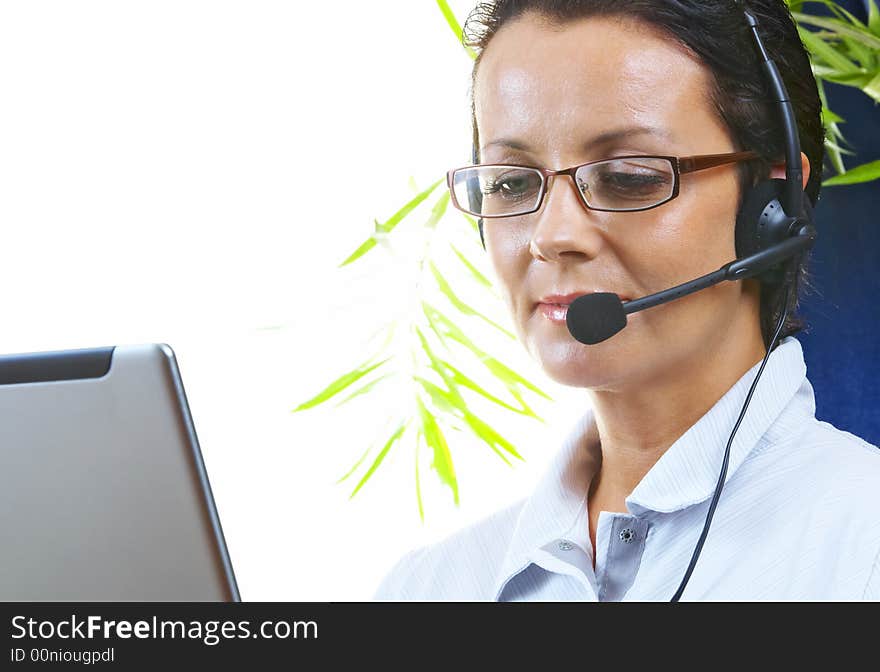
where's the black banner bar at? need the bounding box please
[0,602,870,666]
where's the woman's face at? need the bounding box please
[475,13,757,391]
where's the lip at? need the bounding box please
[537,291,631,305]
[535,291,631,324]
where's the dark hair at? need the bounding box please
[463,0,824,348]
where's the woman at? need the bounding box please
[374,0,880,600]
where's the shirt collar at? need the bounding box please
[492,336,810,600]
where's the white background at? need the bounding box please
[0,0,589,600]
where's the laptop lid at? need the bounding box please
[0,343,240,601]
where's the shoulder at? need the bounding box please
[758,416,880,508]
[372,497,526,601]
[735,415,880,597]
[802,419,880,490]
[766,416,880,543]
[804,420,880,598]
[806,421,880,526]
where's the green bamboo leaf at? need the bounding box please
[792,1,868,30]
[424,301,552,401]
[414,321,447,363]
[842,35,875,68]
[824,136,856,157]
[422,301,488,359]
[817,80,849,174]
[827,122,848,141]
[338,237,378,268]
[505,385,538,417]
[338,178,444,267]
[415,326,468,407]
[292,357,391,411]
[793,12,880,50]
[823,138,845,175]
[822,159,880,186]
[424,191,450,230]
[422,333,531,417]
[417,396,459,505]
[428,261,515,338]
[814,0,870,28]
[462,213,479,232]
[870,0,880,35]
[451,243,493,288]
[460,408,524,463]
[821,106,845,124]
[435,0,477,59]
[435,0,464,42]
[484,356,553,400]
[416,328,523,465]
[414,375,463,416]
[416,330,530,462]
[442,359,542,419]
[414,322,448,369]
[421,303,450,351]
[798,26,860,72]
[333,372,395,408]
[821,70,878,88]
[336,441,375,484]
[829,0,871,29]
[415,427,424,521]
[811,64,840,78]
[348,421,408,499]
[864,70,880,102]
[378,177,444,233]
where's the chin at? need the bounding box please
[526,332,633,390]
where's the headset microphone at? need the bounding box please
[566,221,815,345]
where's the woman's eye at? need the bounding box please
[601,172,666,188]
[483,171,541,199]
[596,171,670,198]
[500,178,531,195]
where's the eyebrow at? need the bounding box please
[480,126,673,155]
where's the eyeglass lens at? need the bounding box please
[452,157,676,216]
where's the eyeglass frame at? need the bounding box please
[446,150,761,217]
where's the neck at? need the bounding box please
[586,309,768,508]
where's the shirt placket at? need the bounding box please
[594,512,650,601]
[532,539,599,600]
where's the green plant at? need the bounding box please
[790,0,880,184]
[292,0,880,519]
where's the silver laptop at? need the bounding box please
[0,343,240,601]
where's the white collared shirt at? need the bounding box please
[373,337,880,601]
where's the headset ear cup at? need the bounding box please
[735,178,790,259]
[478,218,486,251]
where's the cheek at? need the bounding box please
[607,176,743,367]
[622,176,740,292]
[485,221,532,313]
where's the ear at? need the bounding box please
[769,151,811,190]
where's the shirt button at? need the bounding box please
[619,528,636,543]
[557,540,574,551]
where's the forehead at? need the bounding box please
[473,13,721,156]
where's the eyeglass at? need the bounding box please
[446,151,759,217]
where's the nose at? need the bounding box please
[529,173,606,263]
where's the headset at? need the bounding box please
[467,1,818,600]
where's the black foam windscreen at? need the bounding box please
[566,292,628,345]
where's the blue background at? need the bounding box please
[797,0,880,445]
